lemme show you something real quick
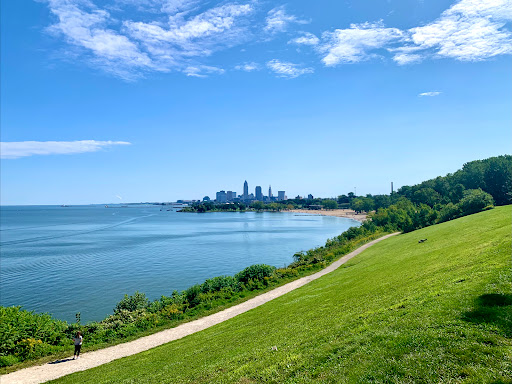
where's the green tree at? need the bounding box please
[459,189,494,215]
[350,198,364,213]
[251,201,265,211]
[322,199,338,210]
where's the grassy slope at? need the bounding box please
[53,206,512,384]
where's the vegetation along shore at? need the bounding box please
[1,155,510,376]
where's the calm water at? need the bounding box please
[0,205,359,323]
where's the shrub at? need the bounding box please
[184,284,202,307]
[235,264,276,283]
[201,276,239,293]
[0,306,67,358]
[458,189,494,216]
[114,292,149,314]
[0,354,19,367]
[438,202,462,223]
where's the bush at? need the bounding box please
[114,291,149,314]
[201,276,239,293]
[459,189,494,216]
[0,306,68,359]
[438,203,462,223]
[184,285,202,307]
[235,264,276,283]
[0,354,19,367]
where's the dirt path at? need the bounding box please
[1,233,398,384]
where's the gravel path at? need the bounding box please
[1,233,398,384]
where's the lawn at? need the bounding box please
[52,206,512,383]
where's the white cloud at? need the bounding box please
[264,6,308,34]
[402,0,512,62]
[289,32,319,46]
[41,0,512,78]
[317,0,512,66]
[234,62,260,71]
[184,65,225,77]
[418,91,442,97]
[320,21,404,65]
[124,3,254,57]
[393,52,423,65]
[1,140,131,159]
[46,0,156,80]
[266,59,313,78]
[44,0,255,79]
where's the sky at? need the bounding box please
[1,0,511,205]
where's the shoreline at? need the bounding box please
[288,209,367,222]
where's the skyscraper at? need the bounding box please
[268,185,272,199]
[255,186,263,201]
[226,191,236,201]
[216,190,227,203]
[243,180,248,199]
[278,191,286,201]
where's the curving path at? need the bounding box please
[1,233,399,384]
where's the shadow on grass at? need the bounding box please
[463,294,512,337]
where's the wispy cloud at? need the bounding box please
[234,62,260,71]
[315,0,512,66]
[418,91,442,97]
[320,21,404,66]
[402,0,512,63]
[1,140,131,159]
[184,65,225,77]
[266,59,313,78]
[40,0,512,79]
[44,0,255,79]
[264,6,308,34]
[288,32,319,46]
[46,0,155,80]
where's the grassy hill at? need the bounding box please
[53,206,511,383]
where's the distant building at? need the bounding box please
[308,194,313,200]
[203,196,211,202]
[278,191,286,201]
[268,185,272,199]
[226,191,236,201]
[216,190,227,203]
[243,180,249,200]
[255,186,263,201]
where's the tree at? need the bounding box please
[350,198,364,213]
[268,203,280,211]
[483,156,512,205]
[459,189,494,215]
[251,201,265,211]
[322,199,338,210]
[361,197,375,213]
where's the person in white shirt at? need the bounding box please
[73,331,82,359]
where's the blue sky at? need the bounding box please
[1,0,511,205]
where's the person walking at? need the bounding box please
[73,331,83,359]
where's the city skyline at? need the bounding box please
[212,180,287,204]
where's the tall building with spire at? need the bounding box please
[268,185,272,200]
[243,180,249,199]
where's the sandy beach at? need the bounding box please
[289,209,367,222]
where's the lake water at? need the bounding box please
[0,205,359,323]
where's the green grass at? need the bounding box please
[52,206,512,383]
